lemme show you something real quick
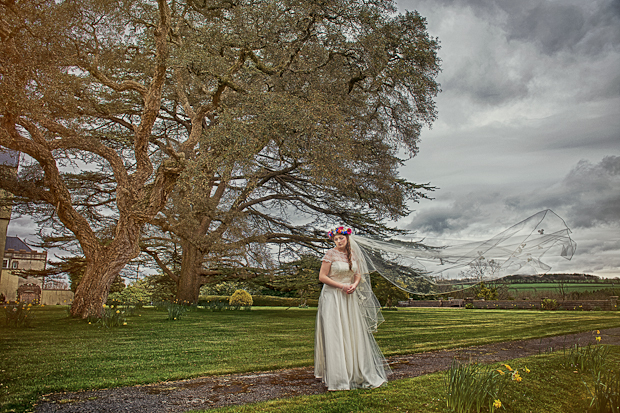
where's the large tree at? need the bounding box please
[0,0,181,318]
[141,0,441,302]
[0,0,440,311]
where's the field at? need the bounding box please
[506,282,619,293]
[2,306,620,412]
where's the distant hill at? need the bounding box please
[501,273,611,283]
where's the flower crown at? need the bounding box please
[327,226,352,238]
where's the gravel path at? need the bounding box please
[34,327,620,413]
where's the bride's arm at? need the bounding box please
[318,261,347,290]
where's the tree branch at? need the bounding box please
[143,248,179,283]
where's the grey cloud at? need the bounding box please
[505,156,620,228]
[506,3,588,55]
[402,0,620,109]
[414,0,620,55]
[442,61,530,105]
[407,192,501,234]
[496,0,619,56]
[407,206,469,233]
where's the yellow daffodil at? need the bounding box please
[102,304,106,308]
[525,366,530,373]
[496,369,505,375]
[503,364,513,371]
[123,322,127,326]
[596,330,600,334]
[493,399,502,409]
[88,322,91,325]
[115,310,120,314]
[596,336,601,342]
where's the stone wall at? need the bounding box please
[399,296,618,311]
[0,269,18,301]
[41,289,74,306]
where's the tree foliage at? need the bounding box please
[268,254,323,306]
[107,274,174,304]
[472,282,498,301]
[142,0,440,302]
[370,272,409,308]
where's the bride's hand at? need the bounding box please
[344,284,356,294]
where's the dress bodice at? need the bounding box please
[322,249,358,283]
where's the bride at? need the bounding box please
[314,227,390,391]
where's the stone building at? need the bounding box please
[0,149,73,304]
[0,148,18,272]
[0,237,74,305]
[1,236,47,302]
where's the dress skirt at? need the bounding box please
[314,284,388,390]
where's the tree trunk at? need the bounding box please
[70,225,141,319]
[70,260,120,319]
[175,241,204,303]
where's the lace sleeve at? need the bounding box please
[322,249,335,263]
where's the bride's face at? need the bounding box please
[333,234,348,249]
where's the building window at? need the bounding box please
[11,261,18,269]
[2,259,7,268]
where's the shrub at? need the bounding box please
[200,294,319,307]
[201,281,259,296]
[229,290,253,307]
[541,298,558,310]
[465,303,474,309]
[250,295,319,307]
[473,282,499,301]
[199,298,232,311]
[198,295,229,305]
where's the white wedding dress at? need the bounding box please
[314,248,389,391]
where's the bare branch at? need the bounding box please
[143,248,179,283]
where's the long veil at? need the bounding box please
[351,209,576,296]
[349,235,384,332]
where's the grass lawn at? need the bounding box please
[1,306,619,412]
[202,346,620,413]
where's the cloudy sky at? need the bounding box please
[396,0,620,277]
